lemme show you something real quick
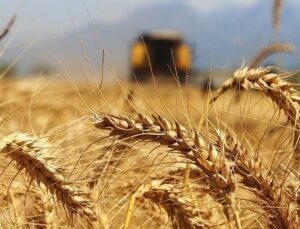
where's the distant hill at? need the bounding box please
[3,0,300,79]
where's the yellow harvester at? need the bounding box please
[130,30,192,81]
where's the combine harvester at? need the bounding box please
[130,30,192,82]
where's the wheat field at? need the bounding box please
[0,0,299,228]
[0,67,299,228]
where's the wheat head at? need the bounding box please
[0,133,96,222]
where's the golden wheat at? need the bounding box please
[0,133,96,222]
[212,66,300,168]
[221,131,299,227]
[93,112,243,227]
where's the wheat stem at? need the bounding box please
[124,192,137,229]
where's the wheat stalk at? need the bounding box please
[0,133,96,222]
[249,43,295,68]
[0,14,16,40]
[273,0,283,35]
[211,66,300,168]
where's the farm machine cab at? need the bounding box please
[130,30,192,82]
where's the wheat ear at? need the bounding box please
[219,130,299,228]
[93,112,242,228]
[94,111,299,227]
[135,179,209,229]
[124,165,228,228]
[211,67,300,169]
[0,133,96,222]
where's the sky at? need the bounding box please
[1,0,300,75]
[0,0,272,41]
[0,0,299,42]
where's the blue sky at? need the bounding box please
[0,0,268,41]
[1,0,300,74]
[0,0,299,42]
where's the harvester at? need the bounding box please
[130,30,192,82]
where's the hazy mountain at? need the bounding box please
[3,0,300,78]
